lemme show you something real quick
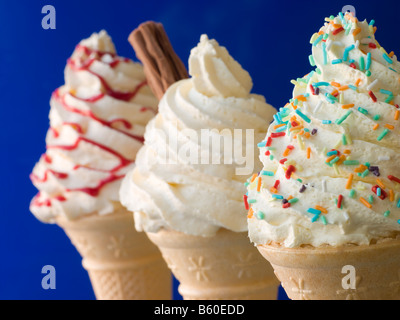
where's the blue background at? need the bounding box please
[1,0,400,300]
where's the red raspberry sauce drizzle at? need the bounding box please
[32,45,155,207]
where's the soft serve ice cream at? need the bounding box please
[247,13,400,248]
[30,30,158,222]
[120,35,275,236]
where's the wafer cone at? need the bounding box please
[257,237,400,300]
[146,228,279,300]
[56,208,171,300]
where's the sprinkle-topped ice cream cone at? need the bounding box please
[246,12,400,300]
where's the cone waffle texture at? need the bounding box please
[257,237,400,300]
[57,208,171,300]
[146,228,279,300]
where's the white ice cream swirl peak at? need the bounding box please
[120,35,275,237]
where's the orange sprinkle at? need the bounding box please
[247,207,254,218]
[290,115,298,122]
[270,187,278,194]
[294,95,307,101]
[342,104,355,109]
[304,132,311,139]
[315,205,328,214]
[389,189,394,202]
[376,179,386,190]
[298,130,305,136]
[373,26,377,34]
[343,149,351,154]
[257,177,262,192]
[307,147,311,159]
[287,195,293,200]
[318,30,324,35]
[355,165,367,173]
[385,124,394,130]
[273,123,286,130]
[355,78,362,86]
[331,81,341,87]
[395,110,400,120]
[360,197,372,208]
[389,51,395,58]
[326,155,337,163]
[353,27,362,36]
[331,89,339,97]
[338,85,349,91]
[283,148,291,157]
[332,23,342,28]
[250,173,257,183]
[337,155,346,166]
[373,123,380,130]
[346,173,354,189]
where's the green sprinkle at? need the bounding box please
[344,160,360,165]
[336,110,353,125]
[368,195,374,204]
[288,198,299,204]
[360,56,365,71]
[309,55,316,67]
[248,199,257,204]
[256,211,265,220]
[330,156,340,165]
[385,94,394,104]
[397,199,400,208]
[349,189,356,198]
[295,109,311,123]
[320,215,328,225]
[261,170,274,176]
[315,68,322,75]
[383,210,390,217]
[377,128,389,141]
[244,182,250,187]
[342,134,347,145]
[365,70,372,77]
[373,114,381,121]
[358,107,368,115]
[361,169,370,178]
[269,155,274,160]
[365,162,370,168]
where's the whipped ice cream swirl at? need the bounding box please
[247,13,400,248]
[30,30,158,222]
[120,35,275,236]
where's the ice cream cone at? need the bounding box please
[146,228,279,300]
[257,237,400,300]
[56,207,171,300]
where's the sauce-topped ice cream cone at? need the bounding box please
[30,30,171,300]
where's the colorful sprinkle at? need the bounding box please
[360,197,372,208]
[377,128,389,141]
[295,109,311,123]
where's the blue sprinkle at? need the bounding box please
[322,120,332,124]
[272,194,284,199]
[313,34,324,46]
[332,59,343,65]
[383,53,393,64]
[307,208,321,215]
